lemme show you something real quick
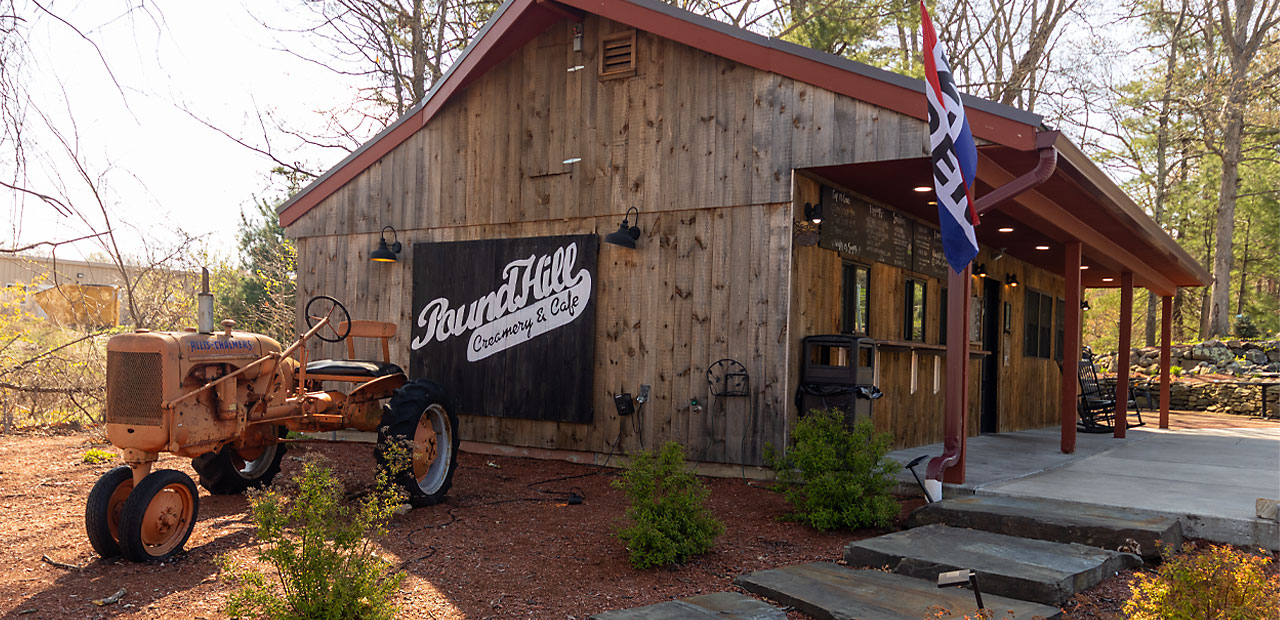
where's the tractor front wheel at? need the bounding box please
[376,380,460,507]
[192,431,287,495]
[118,469,198,562]
[85,466,135,559]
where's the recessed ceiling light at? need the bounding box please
[1035,245,1050,251]
[913,186,931,193]
[997,227,1014,233]
[1101,277,1114,282]
[1080,265,1090,270]
[927,200,937,206]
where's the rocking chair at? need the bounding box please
[1077,353,1148,433]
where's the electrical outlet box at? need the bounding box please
[613,392,635,416]
[637,384,651,404]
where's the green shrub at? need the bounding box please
[221,456,406,620]
[81,448,114,464]
[1124,543,1279,620]
[1170,365,1183,377]
[766,410,901,531]
[613,441,724,569]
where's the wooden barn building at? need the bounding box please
[278,0,1207,472]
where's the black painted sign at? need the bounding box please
[819,185,948,279]
[408,234,598,423]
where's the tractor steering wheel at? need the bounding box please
[304,295,352,343]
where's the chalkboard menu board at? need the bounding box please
[818,185,949,279]
[912,225,949,279]
[817,186,865,257]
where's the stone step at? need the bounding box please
[843,524,1142,606]
[735,562,1062,620]
[589,592,785,620]
[906,495,1182,561]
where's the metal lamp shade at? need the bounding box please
[370,238,400,262]
[604,223,641,249]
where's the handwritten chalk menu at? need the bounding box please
[818,186,866,257]
[912,225,949,279]
[820,185,947,278]
[865,204,913,269]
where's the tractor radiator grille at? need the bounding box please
[106,351,163,426]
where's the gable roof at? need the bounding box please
[277,0,1044,227]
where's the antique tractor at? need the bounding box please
[85,283,459,562]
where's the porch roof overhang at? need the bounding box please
[805,132,1210,297]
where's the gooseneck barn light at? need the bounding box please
[370,226,402,262]
[604,207,642,249]
[1005,273,1019,287]
[804,201,823,224]
[973,263,988,277]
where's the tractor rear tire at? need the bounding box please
[118,469,198,562]
[192,429,287,495]
[376,380,460,507]
[85,466,135,559]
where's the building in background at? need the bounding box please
[2,254,126,327]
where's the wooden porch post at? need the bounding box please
[1114,271,1134,438]
[943,265,971,483]
[1160,294,1173,428]
[1062,241,1081,453]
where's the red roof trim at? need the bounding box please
[279,0,1041,228]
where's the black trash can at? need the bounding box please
[795,334,881,425]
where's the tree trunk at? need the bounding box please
[411,0,426,105]
[1146,6,1182,346]
[1208,100,1243,336]
[1236,213,1251,315]
[1173,287,1185,341]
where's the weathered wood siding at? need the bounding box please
[296,206,791,464]
[788,174,1065,447]
[287,17,929,240]
[288,16,931,463]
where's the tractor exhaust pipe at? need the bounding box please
[198,268,214,334]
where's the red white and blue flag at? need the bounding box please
[920,0,979,274]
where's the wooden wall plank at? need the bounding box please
[284,14,1057,463]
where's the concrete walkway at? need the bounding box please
[889,426,1280,549]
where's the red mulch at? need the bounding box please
[0,407,1273,619]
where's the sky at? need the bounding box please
[8,0,1149,267]
[10,1,364,262]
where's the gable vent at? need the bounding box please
[599,31,637,80]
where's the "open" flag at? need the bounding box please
[921,0,979,274]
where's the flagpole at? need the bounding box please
[920,0,976,490]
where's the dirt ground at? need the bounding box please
[0,410,1275,620]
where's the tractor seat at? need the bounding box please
[305,359,403,378]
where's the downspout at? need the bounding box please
[924,129,1060,493]
[975,130,1060,215]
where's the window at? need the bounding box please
[1023,288,1054,358]
[939,287,948,343]
[841,263,870,334]
[904,277,926,342]
[1054,297,1065,361]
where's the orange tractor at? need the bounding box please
[86,286,459,562]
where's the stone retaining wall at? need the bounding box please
[1094,339,1279,418]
